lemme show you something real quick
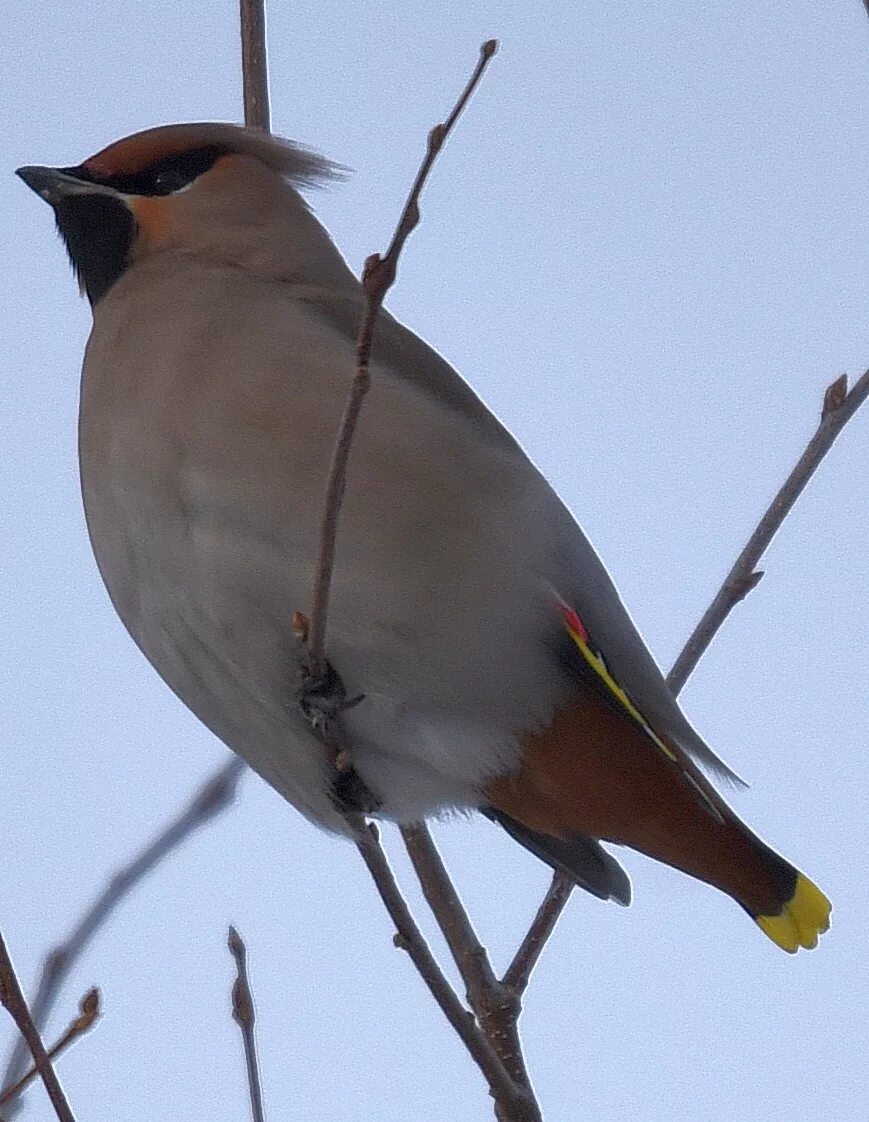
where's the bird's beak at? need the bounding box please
[15,166,117,207]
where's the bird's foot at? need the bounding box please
[294,657,379,815]
[295,659,365,727]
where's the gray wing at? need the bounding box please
[295,285,521,451]
[299,282,742,786]
[549,500,745,786]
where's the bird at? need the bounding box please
[17,121,830,953]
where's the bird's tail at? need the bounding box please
[484,696,831,952]
[731,825,831,952]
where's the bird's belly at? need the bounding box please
[80,450,565,829]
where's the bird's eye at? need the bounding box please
[129,148,223,197]
[152,169,187,194]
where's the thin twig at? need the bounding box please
[0,990,99,1110]
[400,825,501,1003]
[0,758,245,1104]
[226,31,268,1122]
[354,823,540,1122]
[295,38,534,1119]
[305,39,498,675]
[0,933,76,1122]
[240,0,270,130]
[667,369,869,693]
[228,928,265,1122]
[400,825,533,1095]
[502,874,574,998]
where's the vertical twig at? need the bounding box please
[0,934,76,1122]
[240,0,271,131]
[305,39,498,677]
[228,928,265,1122]
[233,15,271,1115]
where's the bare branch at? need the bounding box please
[228,928,265,1122]
[0,758,245,1105]
[400,825,534,1096]
[240,0,270,130]
[400,825,501,1002]
[354,824,540,1122]
[379,40,498,276]
[502,874,573,998]
[0,933,76,1122]
[0,990,99,1111]
[294,39,537,1118]
[667,368,869,693]
[305,39,498,676]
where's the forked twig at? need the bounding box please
[0,934,76,1122]
[400,824,533,1097]
[355,824,539,1122]
[0,990,99,1110]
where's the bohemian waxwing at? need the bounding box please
[17,122,830,952]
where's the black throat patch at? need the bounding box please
[54,193,136,306]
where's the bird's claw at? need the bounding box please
[296,660,363,723]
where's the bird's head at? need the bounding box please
[17,122,340,305]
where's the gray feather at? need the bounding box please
[484,807,632,906]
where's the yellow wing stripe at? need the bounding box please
[560,604,678,764]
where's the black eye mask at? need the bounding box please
[64,145,226,197]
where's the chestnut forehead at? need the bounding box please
[83,124,239,177]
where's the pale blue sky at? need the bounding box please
[4,3,868,1120]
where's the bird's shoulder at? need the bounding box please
[287,283,521,452]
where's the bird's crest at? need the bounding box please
[79,122,343,193]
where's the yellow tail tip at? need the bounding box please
[756,875,832,953]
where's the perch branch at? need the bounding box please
[295,37,536,1121]
[0,933,76,1122]
[355,824,539,1122]
[305,38,498,676]
[228,927,265,1122]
